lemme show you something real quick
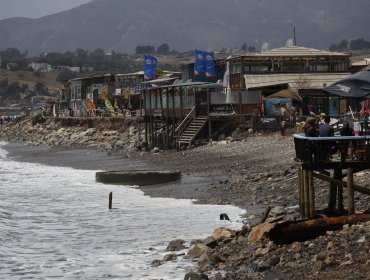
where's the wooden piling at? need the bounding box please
[347,167,354,214]
[328,169,338,212]
[308,170,315,218]
[109,192,113,209]
[297,164,304,217]
[303,169,310,218]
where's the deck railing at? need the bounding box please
[293,134,370,169]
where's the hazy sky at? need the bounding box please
[0,0,92,20]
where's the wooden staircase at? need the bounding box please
[177,117,208,148]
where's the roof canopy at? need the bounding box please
[267,89,302,101]
[323,67,370,98]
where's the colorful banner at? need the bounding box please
[144,55,157,80]
[194,49,205,75]
[204,51,216,77]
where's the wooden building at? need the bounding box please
[141,80,261,149]
[226,46,351,117]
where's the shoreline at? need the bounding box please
[1,118,370,279]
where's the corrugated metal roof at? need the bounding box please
[226,46,348,61]
[141,77,177,84]
[244,73,351,89]
[255,46,347,57]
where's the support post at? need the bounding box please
[297,164,304,217]
[308,170,315,218]
[337,169,344,214]
[303,169,310,218]
[347,167,355,214]
[328,169,338,213]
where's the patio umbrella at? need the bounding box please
[323,67,370,98]
[267,89,302,101]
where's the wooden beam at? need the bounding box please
[313,172,370,195]
[347,168,355,214]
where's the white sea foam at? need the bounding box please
[0,144,245,279]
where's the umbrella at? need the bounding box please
[267,89,302,101]
[323,67,370,98]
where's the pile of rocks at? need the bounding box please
[0,117,140,153]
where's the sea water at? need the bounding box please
[0,142,245,280]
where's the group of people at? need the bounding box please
[302,115,365,160]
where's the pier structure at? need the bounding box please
[294,134,370,219]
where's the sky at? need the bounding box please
[0,0,92,20]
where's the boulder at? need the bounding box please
[166,239,186,251]
[188,243,209,258]
[212,227,236,240]
[247,223,275,243]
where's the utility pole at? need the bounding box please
[293,26,297,46]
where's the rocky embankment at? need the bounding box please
[0,117,140,152]
[1,117,370,279]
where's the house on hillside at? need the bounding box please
[28,62,53,72]
[226,46,351,117]
[6,63,19,71]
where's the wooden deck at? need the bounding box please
[293,134,370,219]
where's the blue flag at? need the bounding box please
[144,55,157,80]
[204,51,216,78]
[194,49,205,75]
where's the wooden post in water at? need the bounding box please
[347,167,354,214]
[109,192,113,209]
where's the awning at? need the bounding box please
[244,73,350,90]
[266,89,302,101]
[323,67,370,98]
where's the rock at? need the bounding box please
[357,236,366,243]
[188,244,209,258]
[254,247,270,257]
[166,239,186,251]
[184,272,209,280]
[257,260,270,272]
[327,241,335,250]
[270,206,286,216]
[163,254,176,262]
[312,261,324,272]
[248,223,275,243]
[197,251,212,267]
[267,256,280,267]
[212,227,236,240]
[151,259,162,267]
[153,147,160,154]
[218,134,226,141]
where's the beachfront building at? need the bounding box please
[226,46,351,117]
[67,74,115,117]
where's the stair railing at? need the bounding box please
[175,106,195,136]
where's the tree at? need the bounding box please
[34,82,49,96]
[157,43,170,55]
[241,43,248,51]
[135,45,155,54]
[56,69,76,83]
[350,38,370,50]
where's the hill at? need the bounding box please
[0,70,62,92]
[0,0,370,55]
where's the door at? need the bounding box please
[195,91,208,116]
